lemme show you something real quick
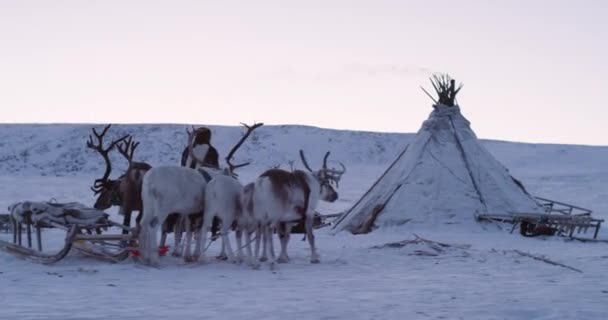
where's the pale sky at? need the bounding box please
[1,0,607,145]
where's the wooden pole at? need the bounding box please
[27,223,32,248]
[36,226,43,251]
[12,220,17,244]
[17,223,22,246]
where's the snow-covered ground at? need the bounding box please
[1,124,607,319]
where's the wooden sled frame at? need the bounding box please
[476,197,603,240]
[0,216,135,264]
[289,212,342,233]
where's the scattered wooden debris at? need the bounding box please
[372,234,471,253]
[374,235,585,274]
[508,249,583,273]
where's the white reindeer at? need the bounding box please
[138,129,211,265]
[195,175,243,262]
[192,123,263,263]
[238,182,258,265]
[139,165,208,265]
[248,150,345,266]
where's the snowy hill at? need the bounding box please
[0,124,410,176]
[1,123,607,218]
[1,123,606,177]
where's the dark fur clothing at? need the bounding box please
[181,145,219,168]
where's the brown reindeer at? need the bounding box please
[87,124,152,234]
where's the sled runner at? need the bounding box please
[0,201,136,264]
[477,197,604,239]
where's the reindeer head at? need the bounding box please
[87,124,135,210]
[299,150,346,203]
[92,179,122,210]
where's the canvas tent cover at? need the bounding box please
[332,104,544,234]
[9,201,109,226]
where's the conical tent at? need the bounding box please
[331,76,544,234]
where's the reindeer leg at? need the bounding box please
[139,213,161,266]
[277,222,290,263]
[183,215,194,262]
[253,224,262,264]
[184,221,190,259]
[266,224,277,269]
[243,228,250,263]
[213,216,228,261]
[235,229,244,264]
[135,210,143,225]
[117,208,132,247]
[260,223,268,262]
[160,230,167,248]
[268,224,277,260]
[221,222,235,263]
[245,228,258,268]
[192,217,204,262]
[122,210,132,235]
[171,215,184,257]
[198,216,211,263]
[305,215,320,264]
[131,210,143,247]
[216,238,228,261]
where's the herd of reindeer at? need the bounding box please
[85,123,346,268]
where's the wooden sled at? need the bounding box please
[477,197,604,240]
[0,216,135,264]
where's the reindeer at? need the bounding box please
[87,125,152,234]
[138,132,208,266]
[194,123,263,263]
[160,126,221,256]
[246,150,345,266]
[138,123,262,265]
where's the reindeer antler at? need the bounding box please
[321,151,346,176]
[299,149,346,186]
[86,124,128,194]
[322,151,331,170]
[326,161,347,186]
[116,135,140,164]
[299,150,313,172]
[225,122,264,172]
[324,153,347,187]
[186,125,196,138]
